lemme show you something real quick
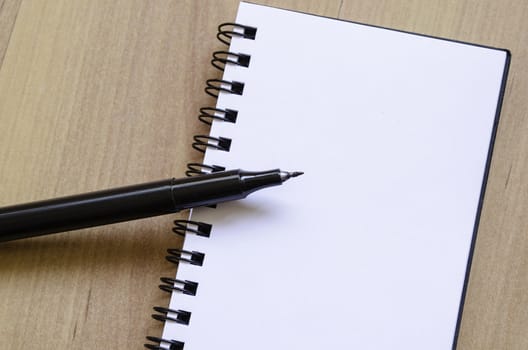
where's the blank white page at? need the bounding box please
[163,2,509,349]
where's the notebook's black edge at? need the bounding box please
[452,51,511,349]
[239,2,512,348]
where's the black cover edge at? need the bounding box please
[239,2,513,348]
[452,50,511,349]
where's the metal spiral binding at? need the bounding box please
[152,307,192,325]
[217,22,257,45]
[204,79,245,98]
[192,135,232,153]
[185,163,226,177]
[198,107,238,125]
[159,277,199,295]
[211,51,251,71]
[172,219,213,237]
[145,21,256,349]
[144,336,185,350]
[166,248,205,266]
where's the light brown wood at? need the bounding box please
[0,0,526,349]
[0,0,22,67]
[0,0,228,348]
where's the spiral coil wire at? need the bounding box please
[145,22,256,349]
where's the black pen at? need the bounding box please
[0,169,303,242]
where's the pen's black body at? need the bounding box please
[0,169,292,242]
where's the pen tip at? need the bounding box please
[280,171,304,181]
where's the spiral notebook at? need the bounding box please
[146,2,510,349]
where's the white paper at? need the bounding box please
[162,2,508,349]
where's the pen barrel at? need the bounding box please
[0,169,285,243]
[170,172,246,209]
[0,179,177,242]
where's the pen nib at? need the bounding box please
[280,171,304,182]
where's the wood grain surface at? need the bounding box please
[0,0,526,349]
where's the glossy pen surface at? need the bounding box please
[0,169,302,242]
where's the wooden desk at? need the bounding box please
[0,1,526,348]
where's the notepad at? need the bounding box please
[160,2,509,349]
